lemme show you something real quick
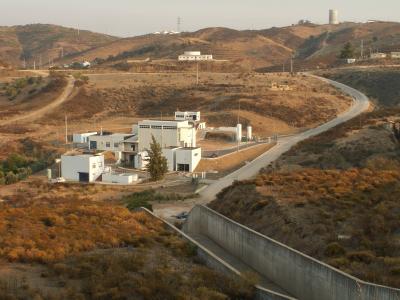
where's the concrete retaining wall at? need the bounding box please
[139,208,295,300]
[183,205,400,300]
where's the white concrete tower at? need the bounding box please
[329,9,339,25]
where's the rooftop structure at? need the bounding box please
[175,111,201,122]
[138,120,196,151]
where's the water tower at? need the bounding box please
[329,9,339,25]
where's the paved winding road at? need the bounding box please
[153,75,370,218]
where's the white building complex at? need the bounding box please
[73,112,203,173]
[61,154,104,182]
[178,51,213,61]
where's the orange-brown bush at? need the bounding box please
[0,200,164,263]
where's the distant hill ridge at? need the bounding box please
[1,22,400,70]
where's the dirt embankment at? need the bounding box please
[209,82,400,288]
[38,72,351,138]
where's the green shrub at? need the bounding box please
[346,251,375,264]
[325,242,346,257]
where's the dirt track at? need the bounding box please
[0,74,74,126]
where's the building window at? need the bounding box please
[151,125,162,129]
[114,143,119,148]
[99,162,103,167]
[139,125,150,129]
[106,142,110,148]
[92,163,96,169]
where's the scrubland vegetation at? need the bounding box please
[123,189,197,212]
[0,191,255,299]
[211,167,400,288]
[0,139,57,185]
[210,70,400,288]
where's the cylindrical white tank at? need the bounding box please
[236,124,242,142]
[47,169,52,180]
[247,126,252,141]
[329,9,339,25]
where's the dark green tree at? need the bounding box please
[147,135,168,181]
[339,42,355,59]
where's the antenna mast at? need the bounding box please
[177,17,181,33]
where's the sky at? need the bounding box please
[1,0,399,37]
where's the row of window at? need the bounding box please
[104,142,119,148]
[92,162,103,169]
[139,125,178,130]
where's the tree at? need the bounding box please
[147,135,168,181]
[339,42,355,59]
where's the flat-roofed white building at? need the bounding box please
[391,52,400,59]
[176,147,201,172]
[138,120,196,151]
[88,133,134,152]
[73,132,98,144]
[370,53,387,59]
[162,147,201,172]
[175,111,201,122]
[178,51,213,61]
[61,154,104,182]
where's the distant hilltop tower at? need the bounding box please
[329,9,339,25]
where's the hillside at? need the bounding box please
[209,69,400,288]
[31,72,351,138]
[319,67,400,107]
[0,24,118,67]
[55,22,400,71]
[0,181,255,299]
[2,22,400,70]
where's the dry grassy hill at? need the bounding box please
[2,22,400,70]
[0,24,118,67]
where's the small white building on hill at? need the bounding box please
[162,147,201,172]
[61,154,104,182]
[178,51,213,61]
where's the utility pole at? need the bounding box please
[33,60,36,70]
[65,114,68,145]
[23,57,26,69]
[283,62,285,73]
[290,55,294,74]
[177,17,181,33]
[39,54,42,69]
[61,47,64,58]
[196,62,199,85]
[237,100,241,152]
[360,39,364,59]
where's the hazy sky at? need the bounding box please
[1,0,399,37]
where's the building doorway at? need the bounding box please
[78,172,89,182]
[177,164,189,172]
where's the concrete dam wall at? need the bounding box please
[183,205,400,300]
